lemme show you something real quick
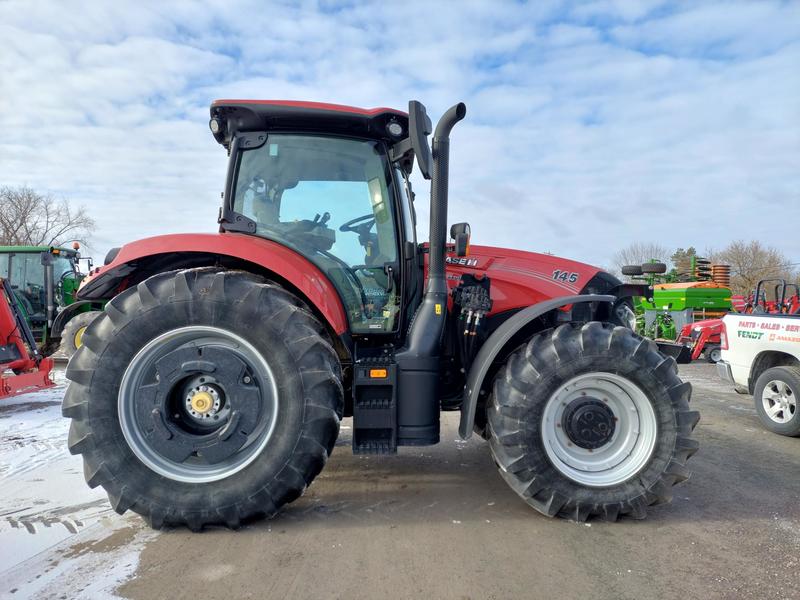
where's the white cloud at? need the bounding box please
[0,0,797,270]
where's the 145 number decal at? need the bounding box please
[552,269,579,284]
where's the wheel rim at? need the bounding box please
[541,372,658,487]
[118,326,279,483]
[761,380,796,424]
[74,326,87,349]
[710,348,721,362]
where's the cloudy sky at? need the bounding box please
[1,0,798,269]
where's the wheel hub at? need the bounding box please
[762,380,796,423]
[541,372,658,487]
[562,398,616,449]
[185,383,223,420]
[190,391,214,413]
[118,326,279,483]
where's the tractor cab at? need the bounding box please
[211,100,424,337]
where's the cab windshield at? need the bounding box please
[232,134,400,334]
[0,252,76,319]
[1,252,45,319]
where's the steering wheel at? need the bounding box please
[339,213,375,234]
[352,265,379,281]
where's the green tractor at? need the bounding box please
[0,245,103,358]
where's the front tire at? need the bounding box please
[63,268,343,530]
[488,322,699,521]
[59,310,102,358]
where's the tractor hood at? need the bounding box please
[438,244,619,316]
[81,234,627,325]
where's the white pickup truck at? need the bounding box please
[717,313,800,436]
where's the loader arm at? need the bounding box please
[0,278,54,398]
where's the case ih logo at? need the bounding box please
[446,256,478,267]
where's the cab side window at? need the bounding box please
[234,135,400,333]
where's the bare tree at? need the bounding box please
[611,242,671,276]
[0,186,94,247]
[710,240,798,295]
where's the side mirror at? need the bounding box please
[389,101,433,180]
[408,100,433,179]
[450,222,471,257]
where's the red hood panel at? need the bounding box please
[436,244,603,316]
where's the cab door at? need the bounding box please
[231,133,402,334]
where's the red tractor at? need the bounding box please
[676,318,723,363]
[677,279,800,364]
[733,279,798,315]
[64,100,699,529]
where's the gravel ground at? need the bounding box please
[0,362,797,600]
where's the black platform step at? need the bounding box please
[352,357,397,455]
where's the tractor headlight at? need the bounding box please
[386,121,404,138]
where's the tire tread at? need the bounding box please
[488,322,699,522]
[63,268,343,530]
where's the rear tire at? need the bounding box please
[488,322,699,521]
[63,268,343,530]
[59,311,102,358]
[753,367,800,436]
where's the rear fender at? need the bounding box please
[458,294,615,439]
[78,233,349,336]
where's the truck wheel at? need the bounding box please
[753,367,800,436]
[488,322,699,521]
[63,268,343,530]
[59,311,102,358]
[705,346,722,364]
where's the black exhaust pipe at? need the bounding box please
[428,103,467,293]
[400,102,466,358]
[396,102,466,446]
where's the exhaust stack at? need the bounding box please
[428,103,467,294]
[395,102,466,446]
[401,102,466,358]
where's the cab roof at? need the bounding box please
[0,245,77,255]
[209,99,409,149]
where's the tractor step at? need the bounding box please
[352,357,397,455]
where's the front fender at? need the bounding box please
[458,294,615,439]
[51,301,98,338]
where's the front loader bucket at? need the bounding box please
[656,341,693,364]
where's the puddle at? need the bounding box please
[1,519,156,599]
[0,371,155,597]
[0,521,77,572]
[0,371,113,573]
